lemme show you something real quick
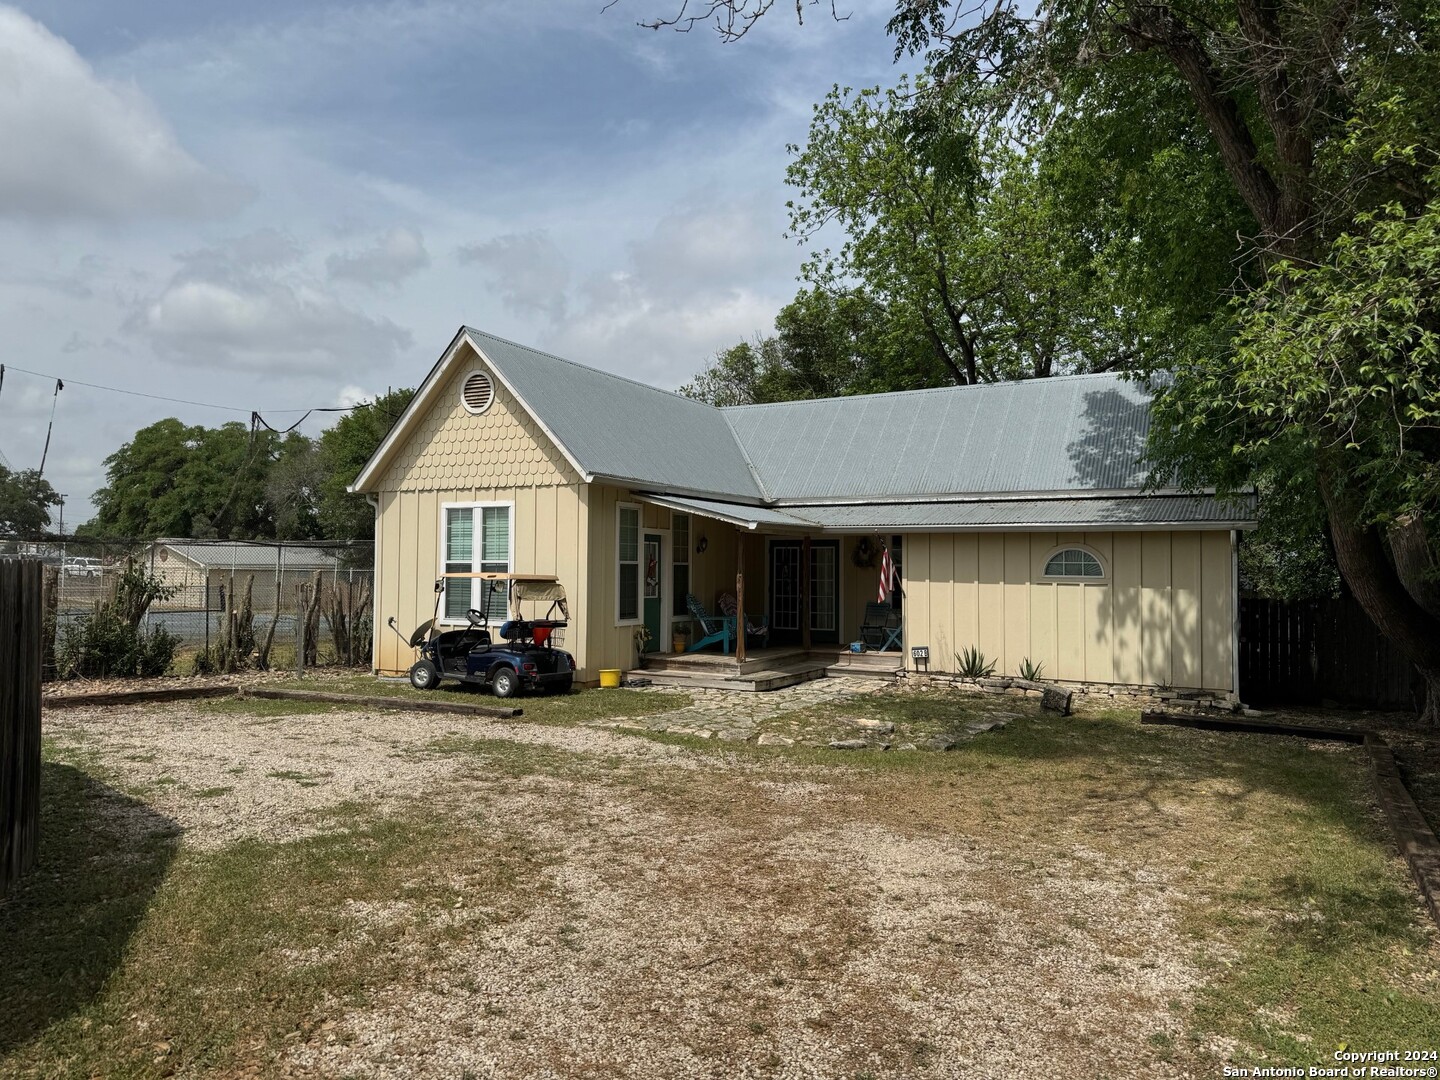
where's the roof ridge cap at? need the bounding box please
[464,327,724,412]
[721,371,1137,411]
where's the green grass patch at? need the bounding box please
[0,755,551,1078]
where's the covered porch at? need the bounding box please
[631,493,906,690]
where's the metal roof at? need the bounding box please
[722,373,1158,501]
[787,494,1257,531]
[154,540,343,570]
[640,494,1255,532]
[357,328,1256,530]
[635,493,814,530]
[465,329,764,499]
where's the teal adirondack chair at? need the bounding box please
[685,593,735,654]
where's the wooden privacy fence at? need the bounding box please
[1,557,42,898]
[1239,593,1419,710]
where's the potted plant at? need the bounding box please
[671,623,691,654]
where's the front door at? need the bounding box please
[642,532,663,653]
[769,540,841,646]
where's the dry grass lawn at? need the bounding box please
[3,686,1438,1079]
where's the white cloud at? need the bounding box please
[327,227,429,287]
[128,232,413,374]
[0,6,250,221]
[456,231,570,321]
[537,199,793,387]
[335,384,376,407]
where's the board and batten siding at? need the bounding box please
[585,486,753,675]
[370,350,589,677]
[902,530,1235,692]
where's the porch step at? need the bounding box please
[626,659,828,693]
[642,647,810,677]
[822,651,905,679]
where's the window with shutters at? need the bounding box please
[617,503,641,624]
[440,502,512,622]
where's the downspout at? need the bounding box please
[1230,529,1240,701]
[367,493,380,676]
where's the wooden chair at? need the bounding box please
[685,593,735,654]
[859,602,903,652]
[719,592,770,647]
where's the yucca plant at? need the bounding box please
[1017,656,1044,681]
[954,645,996,679]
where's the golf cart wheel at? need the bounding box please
[490,666,519,699]
[409,659,440,691]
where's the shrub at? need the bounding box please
[954,645,997,679]
[1017,656,1045,681]
[56,608,181,679]
[54,558,181,679]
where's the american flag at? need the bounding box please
[877,542,896,603]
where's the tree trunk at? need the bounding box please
[1388,514,1440,617]
[1320,472,1440,722]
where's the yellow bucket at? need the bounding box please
[598,669,622,689]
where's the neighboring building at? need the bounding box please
[352,328,1256,692]
[147,540,345,611]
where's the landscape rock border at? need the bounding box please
[41,684,523,719]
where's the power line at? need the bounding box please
[0,363,364,416]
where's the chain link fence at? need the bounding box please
[1,536,373,678]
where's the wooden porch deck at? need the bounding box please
[628,646,903,693]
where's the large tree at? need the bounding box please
[314,388,415,552]
[0,465,62,537]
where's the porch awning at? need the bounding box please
[634,493,813,531]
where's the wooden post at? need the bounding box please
[735,529,746,665]
[296,582,306,680]
[801,536,812,652]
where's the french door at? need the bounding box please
[769,540,840,646]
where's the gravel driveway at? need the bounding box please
[38,696,1246,1078]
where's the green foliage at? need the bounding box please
[955,646,997,679]
[77,388,412,550]
[315,388,414,556]
[54,559,180,679]
[0,464,62,536]
[1017,656,1044,681]
[56,611,180,679]
[1151,183,1440,537]
[784,74,1153,386]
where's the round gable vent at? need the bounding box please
[461,371,494,415]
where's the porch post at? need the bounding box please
[801,536,812,651]
[735,528,746,664]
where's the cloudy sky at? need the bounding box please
[0,0,908,523]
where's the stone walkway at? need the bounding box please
[584,676,891,742]
[585,676,1028,749]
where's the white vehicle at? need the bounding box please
[63,557,102,578]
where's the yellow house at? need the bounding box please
[351,328,1255,694]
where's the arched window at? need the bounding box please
[1043,548,1105,580]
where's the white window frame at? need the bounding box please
[438,500,515,625]
[1040,543,1108,582]
[616,501,643,626]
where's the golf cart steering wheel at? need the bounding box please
[467,608,486,626]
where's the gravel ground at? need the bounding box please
[45,697,1217,1078]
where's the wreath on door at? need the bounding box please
[852,537,877,569]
